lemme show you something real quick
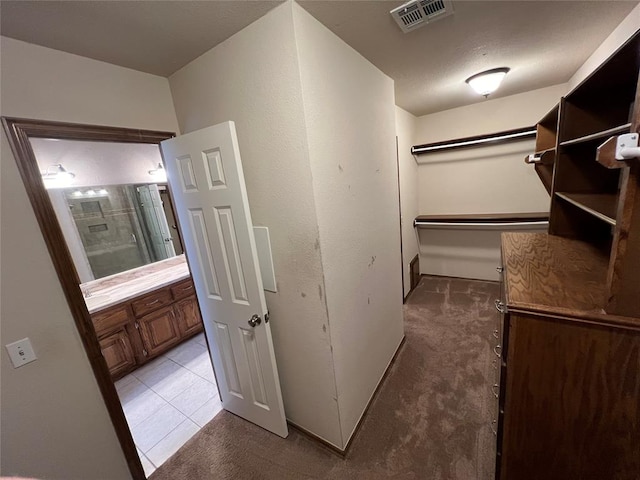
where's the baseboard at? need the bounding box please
[287,421,346,457]
[421,272,500,284]
[404,274,424,303]
[287,335,407,457]
[341,334,407,454]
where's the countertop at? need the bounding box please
[82,255,191,314]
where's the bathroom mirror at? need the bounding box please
[48,183,183,282]
[29,136,184,282]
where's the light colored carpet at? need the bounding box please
[151,275,499,480]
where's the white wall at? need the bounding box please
[568,4,640,91]
[293,3,404,447]
[169,2,342,448]
[0,36,179,479]
[395,107,420,297]
[31,138,165,188]
[413,84,564,280]
[414,83,565,214]
[416,140,550,215]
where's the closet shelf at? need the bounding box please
[560,123,631,147]
[555,192,618,226]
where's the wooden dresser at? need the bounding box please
[496,32,640,479]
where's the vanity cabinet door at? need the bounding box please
[99,328,136,378]
[137,306,181,357]
[175,295,203,338]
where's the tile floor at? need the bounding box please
[115,332,223,477]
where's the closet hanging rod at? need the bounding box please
[414,212,549,229]
[412,126,536,155]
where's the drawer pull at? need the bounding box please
[146,299,160,306]
[181,285,193,291]
[491,419,497,436]
[494,299,506,313]
[493,329,499,339]
[494,345,502,358]
[496,266,504,273]
[492,383,499,398]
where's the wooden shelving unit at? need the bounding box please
[498,30,640,480]
[554,192,618,226]
[559,122,632,147]
[527,106,560,193]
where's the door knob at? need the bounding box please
[248,314,262,328]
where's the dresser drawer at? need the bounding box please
[131,289,173,317]
[92,304,131,337]
[171,279,195,300]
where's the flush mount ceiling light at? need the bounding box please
[148,162,167,182]
[465,67,510,97]
[41,163,75,188]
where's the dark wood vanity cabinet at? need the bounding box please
[137,306,182,357]
[92,277,203,378]
[175,296,202,337]
[98,327,136,378]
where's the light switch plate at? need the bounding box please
[6,337,37,368]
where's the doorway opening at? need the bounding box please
[2,118,222,479]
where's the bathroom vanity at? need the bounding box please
[82,255,203,379]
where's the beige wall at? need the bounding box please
[395,107,419,298]
[568,4,640,91]
[170,1,404,449]
[169,2,342,448]
[0,36,179,479]
[413,84,564,280]
[293,3,404,447]
[414,84,567,215]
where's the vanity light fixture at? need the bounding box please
[67,188,109,199]
[41,163,75,188]
[148,162,167,182]
[465,67,510,97]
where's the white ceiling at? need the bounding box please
[298,1,638,115]
[1,0,637,116]
[0,1,284,77]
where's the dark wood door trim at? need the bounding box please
[1,117,175,480]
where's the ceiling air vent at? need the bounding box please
[390,0,454,33]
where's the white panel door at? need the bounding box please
[161,122,288,438]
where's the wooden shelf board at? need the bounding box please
[555,192,618,226]
[502,232,610,315]
[534,164,553,194]
[535,147,556,156]
[560,123,631,147]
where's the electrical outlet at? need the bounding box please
[6,338,37,368]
